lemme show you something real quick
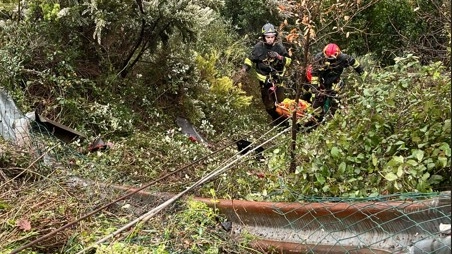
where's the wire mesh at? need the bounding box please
[202,192,451,253]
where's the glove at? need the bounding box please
[268,51,283,61]
[354,65,364,75]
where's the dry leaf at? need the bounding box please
[17,218,31,231]
[308,28,316,40]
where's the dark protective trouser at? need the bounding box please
[303,78,345,117]
[259,80,286,121]
[300,80,344,131]
[312,89,340,117]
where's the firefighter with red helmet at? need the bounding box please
[236,23,292,124]
[305,43,364,118]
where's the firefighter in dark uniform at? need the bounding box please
[238,23,292,123]
[306,43,364,119]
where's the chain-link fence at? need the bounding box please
[200,192,451,253]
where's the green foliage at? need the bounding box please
[0,139,31,169]
[26,1,61,21]
[289,55,451,198]
[82,102,135,137]
[194,52,257,135]
[0,0,17,16]
[348,0,420,65]
[169,199,219,248]
[195,18,248,76]
[1,1,451,251]
[102,199,245,253]
[120,14,263,137]
[94,243,156,254]
[70,127,214,187]
[335,0,450,66]
[278,0,450,66]
[189,17,264,137]
[220,0,278,38]
[0,22,126,135]
[0,0,232,132]
[209,76,252,108]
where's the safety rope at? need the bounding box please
[75,126,291,254]
[9,111,292,253]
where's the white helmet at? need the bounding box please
[262,23,278,37]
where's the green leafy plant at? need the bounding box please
[288,55,451,198]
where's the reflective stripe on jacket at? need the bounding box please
[243,41,291,82]
[311,52,361,87]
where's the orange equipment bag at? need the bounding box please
[275,98,310,119]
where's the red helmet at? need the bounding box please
[323,43,341,59]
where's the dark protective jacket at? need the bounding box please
[310,52,362,89]
[243,41,292,82]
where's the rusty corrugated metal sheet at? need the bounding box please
[97,181,450,253]
[249,239,392,254]
[194,195,451,253]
